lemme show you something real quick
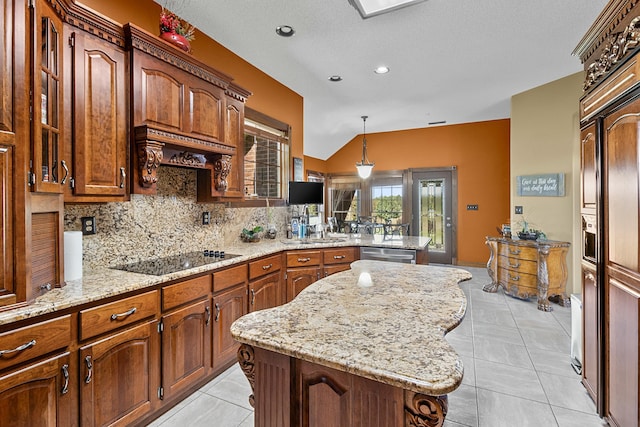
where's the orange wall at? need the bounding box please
[78,0,304,161]
[304,156,328,176]
[324,119,511,265]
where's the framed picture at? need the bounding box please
[293,157,303,181]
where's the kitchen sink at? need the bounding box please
[281,237,347,245]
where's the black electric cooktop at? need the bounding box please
[115,251,241,276]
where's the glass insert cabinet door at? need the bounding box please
[30,0,66,193]
[412,170,454,264]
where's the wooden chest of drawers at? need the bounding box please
[485,237,570,311]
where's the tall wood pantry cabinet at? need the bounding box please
[575,1,640,425]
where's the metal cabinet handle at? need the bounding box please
[0,339,36,358]
[250,289,256,306]
[40,283,52,292]
[297,257,311,263]
[119,167,126,189]
[333,255,346,260]
[509,275,520,281]
[215,303,220,322]
[205,306,211,326]
[508,262,520,268]
[61,160,69,185]
[262,263,273,271]
[509,249,521,255]
[61,364,70,395]
[84,356,93,384]
[110,307,137,321]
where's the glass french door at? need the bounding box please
[412,170,455,264]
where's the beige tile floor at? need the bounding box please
[148,266,608,427]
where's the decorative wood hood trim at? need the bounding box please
[125,23,251,99]
[63,0,126,47]
[134,126,235,156]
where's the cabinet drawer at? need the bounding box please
[498,269,537,289]
[162,275,211,311]
[323,247,357,265]
[0,315,71,371]
[498,244,537,261]
[286,250,322,267]
[249,255,282,280]
[498,255,537,275]
[80,290,158,341]
[213,264,247,292]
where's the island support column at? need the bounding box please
[237,344,449,427]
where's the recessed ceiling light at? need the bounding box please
[348,0,427,19]
[275,25,295,37]
[374,66,390,74]
[328,75,343,82]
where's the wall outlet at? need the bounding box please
[202,211,211,225]
[466,204,479,211]
[81,216,97,235]
[515,205,523,214]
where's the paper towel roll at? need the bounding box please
[64,231,83,281]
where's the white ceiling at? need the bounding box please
[162,0,607,160]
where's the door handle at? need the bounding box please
[205,306,211,326]
[61,364,70,395]
[84,356,93,384]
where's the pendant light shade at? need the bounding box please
[356,115,374,179]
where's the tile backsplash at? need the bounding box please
[64,167,288,269]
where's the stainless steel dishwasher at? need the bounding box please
[359,247,417,264]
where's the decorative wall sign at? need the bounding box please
[516,173,565,197]
[293,157,303,181]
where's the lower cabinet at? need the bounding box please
[286,267,321,301]
[581,262,599,404]
[323,247,357,277]
[0,352,73,426]
[250,271,284,312]
[79,319,161,427]
[212,284,247,372]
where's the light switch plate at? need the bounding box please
[515,206,523,214]
[466,204,478,211]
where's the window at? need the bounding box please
[243,109,290,199]
[371,179,403,224]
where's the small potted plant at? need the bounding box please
[240,226,263,243]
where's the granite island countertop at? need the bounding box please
[0,235,429,327]
[230,260,471,396]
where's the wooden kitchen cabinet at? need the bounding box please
[160,275,212,402]
[64,26,128,200]
[79,319,161,427]
[286,250,322,301]
[0,145,14,308]
[249,254,284,312]
[212,265,248,373]
[581,123,598,212]
[0,352,73,426]
[581,261,599,403]
[323,247,357,277]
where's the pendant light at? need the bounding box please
[355,115,374,179]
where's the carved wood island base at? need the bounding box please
[231,261,471,427]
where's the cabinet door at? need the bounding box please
[80,319,160,427]
[162,299,211,401]
[221,96,244,198]
[250,271,284,312]
[607,277,639,427]
[604,101,640,272]
[0,352,72,427]
[286,267,320,302]
[30,193,64,295]
[185,77,224,141]
[581,262,599,403]
[0,145,14,307]
[581,123,597,211]
[69,29,127,197]
[324,263,350,277]
[30,0,65,193]
[212,284,247,372]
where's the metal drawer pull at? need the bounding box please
[262,263,273,270]
[61,364,70,395]
[215,303,221,322]
[509,249,521,255]
[333,255,346,260]
[508,262,520,268]
[205,306,211,326]
[85,356,93,384]
[61,160,69,185]
[0,339,36,358]
[40,283,52,292]
[510,275,520,281]
[251,289,256,305]
[110,307,137,321]
[119,167,126,188]
[297,257,311,262]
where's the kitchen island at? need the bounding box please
[231,260,471,427]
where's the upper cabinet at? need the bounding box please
[30,0,65,194]
[63,19,128,201]
[126,24,250,198]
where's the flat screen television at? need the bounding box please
[288,181,324,205]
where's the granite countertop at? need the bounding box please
[0,236,429,327]
[230,260,471,396]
